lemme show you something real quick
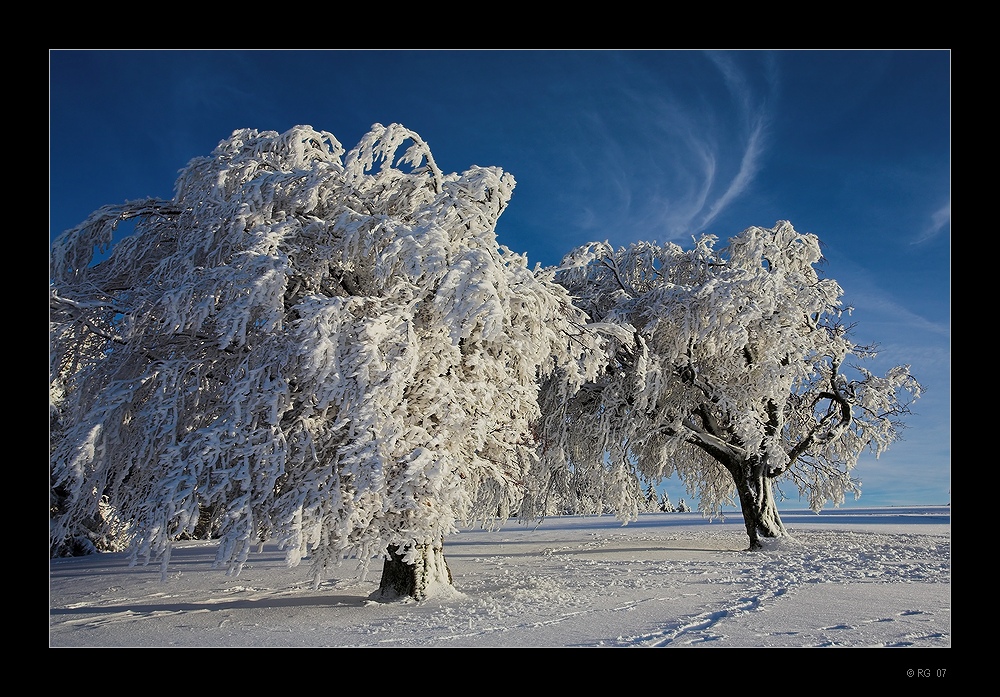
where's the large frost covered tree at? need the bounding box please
[532,222,922,550]
[49,124,611,600]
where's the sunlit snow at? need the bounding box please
[49,506,950,649]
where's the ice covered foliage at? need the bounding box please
[532,222,922,548]
[49,124,610,587]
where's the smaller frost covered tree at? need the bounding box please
[539,221,922,550]
[49,124,610,600]
[659,492,674,513]
[643,483,660,512]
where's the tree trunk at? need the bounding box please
[731,457,788,551]
[376,538,453,601]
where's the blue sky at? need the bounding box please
[49,50,950,508]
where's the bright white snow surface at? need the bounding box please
[50,506,950,650]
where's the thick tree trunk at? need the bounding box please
[731,458,788,551]
[376,538,453,601]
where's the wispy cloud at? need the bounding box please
[698,117,766,232]
[851,292,951,338]
[912,202,951,245]
[575,52,777,244]
[693,51,775,233]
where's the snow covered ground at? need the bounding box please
[50,506,950,653]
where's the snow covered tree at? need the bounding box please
[49,124,611,600]
[659,492,674,513]
[643,483,660,512]
[537,222,922,549]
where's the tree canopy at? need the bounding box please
[49,124,614,592]
[532,223,921,547]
